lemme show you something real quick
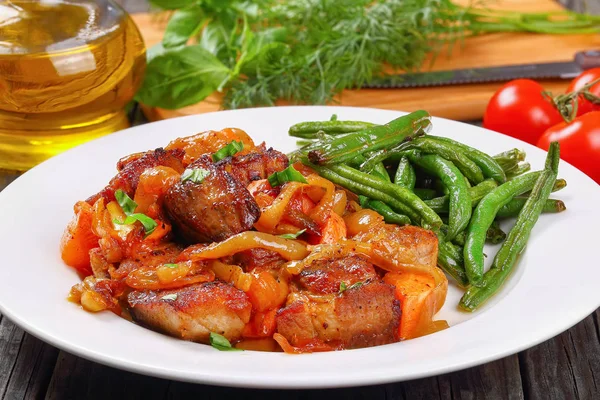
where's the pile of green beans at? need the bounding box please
[288,113,567,311]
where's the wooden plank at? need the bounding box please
[131,0,600,121]
[0,315,25,399]
[45,351,170,400]
[3,334,58,400]
[519,314,600,400]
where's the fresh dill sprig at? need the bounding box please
[138,0,600,110]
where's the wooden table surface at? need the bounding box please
[1,1,599,399]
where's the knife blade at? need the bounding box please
[364,50,600,89]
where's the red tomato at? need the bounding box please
[537,111,600,183]
[566,68,600,117]
[484,79,563,145]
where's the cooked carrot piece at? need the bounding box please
[60,202,99,276]
[319,211,347,244]
[383,269,448,340]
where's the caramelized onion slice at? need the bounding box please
[185,231,310,262]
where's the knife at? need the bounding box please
[364,50,600,89]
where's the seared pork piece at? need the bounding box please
[218,145,289,186]
[276,254,400,349]
[163,155,260,243]
[297,254,376,294]
[88,148,185,204]
[277,280,400,349]
[233,248,287,273]
[128,282,252,343]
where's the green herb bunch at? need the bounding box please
[137,0,600,110]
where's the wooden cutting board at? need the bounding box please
[132,0,600,122]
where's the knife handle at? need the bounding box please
[575,50,600,70]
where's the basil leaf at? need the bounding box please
[212,140,243,162]
[147,43,167,62]
[163,5,205,48]
[115,189,137,215]
[149,0,196,10]
[209,332,242,351]
[181,167,210,183]
[135,45,231,110]
[267,165,308,187]
[348,281,364,290]
[161,294,178,301]
[164,263,178,269]
[338,281,347,294]
[200,20,236,63]
[279,229,306,240]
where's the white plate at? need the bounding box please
[0,106,598,389]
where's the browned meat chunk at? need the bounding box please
[277,280,400,349]
[218,145,289,186]
[296,254,376,295]
[163,155,260,243]
[87,148,185,204]
[233,248,287,273]
[128,282,252,343]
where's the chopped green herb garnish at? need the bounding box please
[279,229,306,240]
[113,214,158,235]
[267,165,308,187]
[339,281,363,294]
[115,189,137,215]
[163,263,178,269]
[181,167,210,183]
[161,294,178,301]
[330,114,338,121]
[209,332,242,352]
[212,140,244,162]
[113,190,157,235]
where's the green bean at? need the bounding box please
[307,110,431,165]
[446,224,506,246]
[296,139,314,147]
[361,137,485,184]
[506,162,531,179]
[429,136,507,183]
[352,155,391,182]
[324,163,443,230]
[289,120,376,139]
[394,156,416,189]
[406,153,470,240]
[486,220,506,244]
[494,148,526,171]
[460,142,560,311]
[452,230,466,247]
[288,133,336,162]
[413,188,437,200]
[425,179,498,213]
[371,162,391,182]
[308,164,422,224]
[358,196,411,225]
[496,198,566,219]
[463,171,544,285]
[437,239,469,287]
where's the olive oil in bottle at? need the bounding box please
[0,0,146,170]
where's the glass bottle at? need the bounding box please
[0,0,146,170]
